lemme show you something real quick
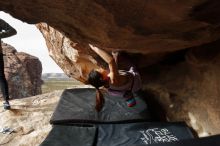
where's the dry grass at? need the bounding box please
[41,79,83,93]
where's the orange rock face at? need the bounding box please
[1,0,220,137]
[141,40,220,136]
[1,0,220,81]
[0,0,220,53]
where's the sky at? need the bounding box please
[0,11,63,73]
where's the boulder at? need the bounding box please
[1,0,220,81]
[1,0,220,137]
[1,0,220,53]
[1,42,42,99]
[141,40,220,136]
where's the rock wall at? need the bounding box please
[1,0,220,53]
[37,23,98,82]
[1,0,220,81]
[141,40,220,136]
[1,42,42,99]
[37,23,220,137]
[1,0,220,137]
[37,23,168,82]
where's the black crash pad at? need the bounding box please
[40,122,194,146]
[40,125,97,146]
[50,88,151,124]
[136,134,220,146]
[97,122,194,146]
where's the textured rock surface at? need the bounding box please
[0,85,91,146]
[1,0,220,53]
[0,90,61,146]
[141,40,220,137]
[1,0,220,80]
[37,23,98,82]
[1,42,42,99]
[37,23,168,82]
[0,0,220,138]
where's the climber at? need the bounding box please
[87,44,142,112]
[0,18,17,110]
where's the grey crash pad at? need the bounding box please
[50,88,151,124]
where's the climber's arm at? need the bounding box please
[89,44,119,82]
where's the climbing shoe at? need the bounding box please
[3,101,11,110]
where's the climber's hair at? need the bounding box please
[88,70,106,88]
[88,69,105,112]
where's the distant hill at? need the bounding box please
[42,73,70,80]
